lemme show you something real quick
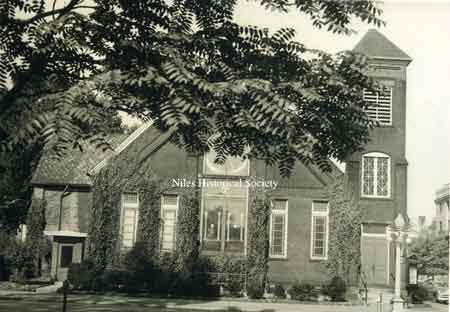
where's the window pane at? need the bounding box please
[273,200,287,211]
[123,239,133,248]
[202,178,248,253]
[122,208,136,247]
[312,216,327,258]
[363,157,375,195]
[203,198,223,242]
[161,209,177,251]
[163,195,178,206]
[161,195,178,252]
[377,157,389,196]
[313,202,328,213]
[204,152,249,176]
[226,199,245,242]
[270,213,285,257]
[123,193,138,205]
[121,193,138,248]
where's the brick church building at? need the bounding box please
[30,29,411,286]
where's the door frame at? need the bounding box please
[361,225,390,286]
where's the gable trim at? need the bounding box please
[89,120,153,174]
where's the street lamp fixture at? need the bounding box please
[387,213,412,312]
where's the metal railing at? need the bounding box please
[360,271,368,305]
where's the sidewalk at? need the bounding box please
[0,291,438,312]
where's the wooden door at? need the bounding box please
[361,236,388,286]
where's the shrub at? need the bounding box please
[123,242,158,293]
[288,281,317,301]
[225,277,244,297]
[273,283,286,299]
[406,285,429,303]
[100,269,131,291]
[210,255,245,297]
[7,242,35,280]
[67,259,103,290]
[169,255,219,298]
[247,282,265,299]
[322,276,347,302]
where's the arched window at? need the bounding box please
[361,152,391,198]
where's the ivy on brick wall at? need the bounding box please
[136,182,167,258]
[88,167,122,268]
[325,175,362,285]
[88,152,168,268]
[246,191,271,298]
[174,191,200,274]
[25,198,49,277]
[88,151,200,271]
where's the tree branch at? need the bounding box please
[73,5,98,10]
[15,0,83,25]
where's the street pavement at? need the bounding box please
[0,294,448,312]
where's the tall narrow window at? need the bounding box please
[361,152,391,198]
[311,201,329,260]
[120,193,139,248]
[161,195,179,252]
[363,87,392,125]
[201,179,247,254]
[270,199,288,258]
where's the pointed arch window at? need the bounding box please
[361,152,391,198]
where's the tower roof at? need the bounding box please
[353,29,412,63]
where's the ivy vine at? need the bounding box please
[25,198,47,277]
[246,191,271,298]
[325,176,362,285]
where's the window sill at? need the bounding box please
[200,250,246,258]
[269,256,288,261]
[360,196,393,201]
[199,174,250,179]
[373,124,394,128]
[309,257,327,262]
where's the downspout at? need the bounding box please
[195,155,201,247]
[58,185,71,231]
[55,185,71,280]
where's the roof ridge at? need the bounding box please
[89,120,154,174]
[353,28,412,63]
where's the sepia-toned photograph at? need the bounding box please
[0,0,449,311]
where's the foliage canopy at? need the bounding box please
[409,231,449,277]
[0,0,384,176]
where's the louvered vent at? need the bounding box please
[363,88,392,125]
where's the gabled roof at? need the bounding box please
[353,29,412,63]
[31,134,128,186]
[90,121,153,174]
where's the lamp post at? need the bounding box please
[387,214,411,312]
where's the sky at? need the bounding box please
[233,0,450,224]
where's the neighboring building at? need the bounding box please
[418,216,426,231]
[433,183,450,233]
[30,29,412,286]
